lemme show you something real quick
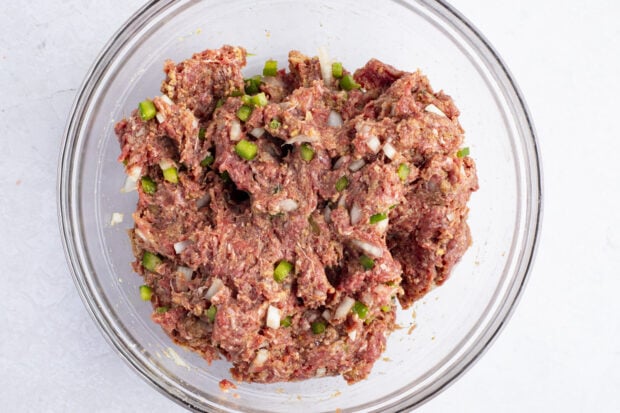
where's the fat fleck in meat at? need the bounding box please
[116,46,478,384]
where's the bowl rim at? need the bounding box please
[57,0,543,411]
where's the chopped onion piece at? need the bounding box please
[173,240,191,254]
[348,329,358,341]
[337,193,347,208]
[366,136,381,153]
[349,203,362,225]
[334,297,356,319]
[352,239,383,258]
[121,175,138,193]
[155,112,165,123]
[134,228,147,242]
[159,159,175,171]
[121,167,141,192]
[322,309,332,322]
[266,305,281,329]
[110,212,124,226]
[285,134,319,145]
[424,103,447,117]
[176,266,193,281]
[230,120,241,141]
[375,217,389,233]
[333,156,347,170]
[128,165,142,180]
[160,94,173,105]
[250,127,265,138]
[349,158,365,172]
[328,110,343,127]
[382,142,397,159]
[324,205,332,223]
[315,367,327,377]
[205,278,224,300]
[253,349,269,367]
[278,198,299,212]
[196,194,210,209]
[317,46,332,84]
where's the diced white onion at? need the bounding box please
[128,165,142,181]
[382,142,397,159]
[366,136,381,153]
[230,120,241,141]
[266,305,281,329]
[324,205,332,223]
[205,278,224,300]
[250,127,265,138]
[110,212,124,226]
[348,158,365,172]
[424,103,447,117]
[176,266,193,281]
[328,110,343,127]
[318,46,332,84]
[159,159,175,171]
[135,127,145,137]
[315,367,327,377]
[352,239,384,258]
[173,240,191,254]
[155,112,165,123]
[278,198,299,212]
[349,203,362,225]
[196,194,211,209]
[253,349,269,367]
[135,228,147,242]
[337,193,347,208]
[192,118,198,129]
[285,134,319,145]
[334,297,356,319]
[121,175,137,193]
[375,217,389,233]
[322,309,332,322]
[348,329,357,341]
[333,156,347,170]
[160,94,173,105]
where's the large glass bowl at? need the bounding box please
[58,0,542,411]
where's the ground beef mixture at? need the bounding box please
[115,45,478,384]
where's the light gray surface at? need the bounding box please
[1,0,618,412]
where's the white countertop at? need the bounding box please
[2,1,618,411]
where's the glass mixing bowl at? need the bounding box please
[58,0,542,411]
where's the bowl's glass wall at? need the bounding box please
[61,0,540,412]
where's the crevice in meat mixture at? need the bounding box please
[115,45,478,384]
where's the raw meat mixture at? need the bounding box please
[115,45,478,384]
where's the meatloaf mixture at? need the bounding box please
[115,45,478,384]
